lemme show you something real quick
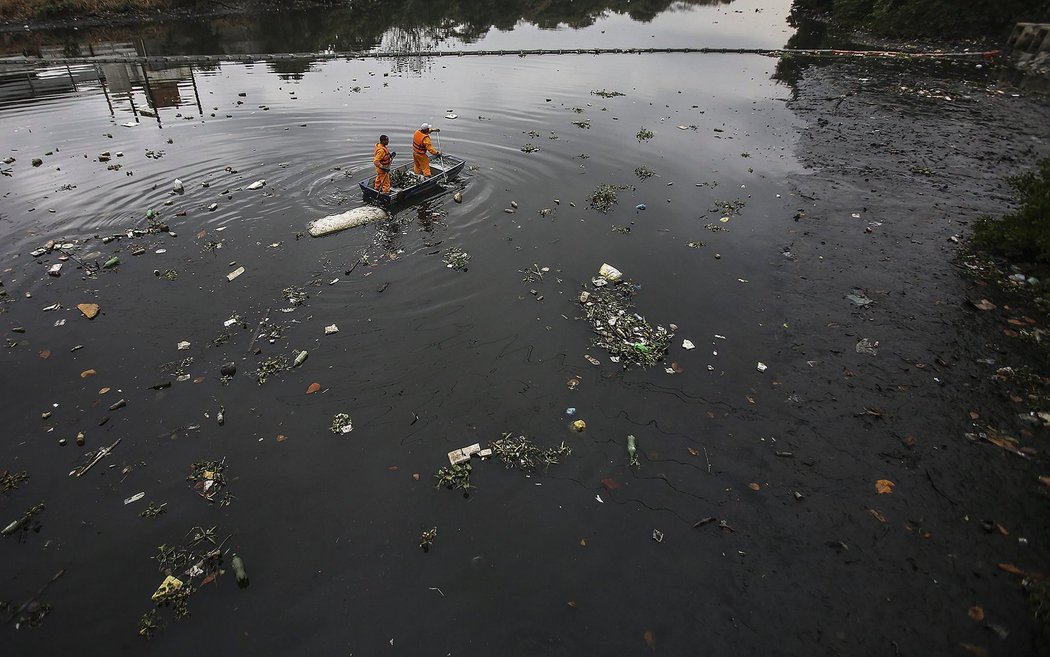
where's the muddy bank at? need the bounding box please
[776,57,1050,654]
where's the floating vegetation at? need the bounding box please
[527,130,541,138]
[519,263,551,284]
[282,286,308,306]
[740,152,751,158]
[144,525,232,637]
[687,240,705,249]
[252,354,289,384]
[572,120,591,129]
[490,433,572,471]
[591,89,626,98]
[589,183,633,214]
[636,127,654,141]
[1,596,52,629]
[139,501,167,518]
[712,199,746,216]
[548,131,559,140]
[580,279,673,369]
[161,269,178,281]
[2,502,45,540]
[570,107,585,113]
[612,226,632,235]
[187,460,232,506]
[443,246,471,270]
[389,168,415,188]
[520,143,540,153]
[635,165,655,180]
[704,223,728,232]
[330,412,353,434]
[419,527,438,552]
[1,470,29,493]
[577,153,590,159]
[434,462,473,490]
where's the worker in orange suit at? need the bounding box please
[373,134,396,193]
[412,123,441,177]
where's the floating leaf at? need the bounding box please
[867,508,887,523]
[968,606,985,622]
[875,479,895,494]
[579,539,587,547]
[412,473,421,481]
[99,387,110,394]
[80,369,97,378]
[997,563,1026,576]
[971,299,996,311]
[39,349,51,359]
[276,434,288,442]
[687,447,700,456]
[77,303,100,319]
[601,477,620,490]
[959,643,989,657]
[643,630,656,650]
[748,482,761,491]
[306,382,321,394]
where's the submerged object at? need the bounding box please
[232,554,249,588]
[308,206,389,237]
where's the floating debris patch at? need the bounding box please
[580,271,673,369]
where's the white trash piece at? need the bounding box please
[598,263,623,282]
[324,324,339,335]
[682,339,695,350]
[756,362,767,372]
[173,178,184,193]
[308,206,389,237]
[448,443,482,466]
[177,341,191,350]
[246,179,266,190]
[226,266,245,282]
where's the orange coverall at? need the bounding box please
[412,129,439,177]
[374,142,393,193]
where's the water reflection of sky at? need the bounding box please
[390,0,795,51]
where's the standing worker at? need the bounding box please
[373,135,396,193]
[412,123,441,178]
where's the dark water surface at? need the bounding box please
[0,24,806,649]
[14,2,1034,656]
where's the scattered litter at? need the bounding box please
[330,413,353,434]
[651,529,664,543]
[443,247,471,270]
[48,264,62,277]
[584,355,601,366]
[595,494,604,503]
[187,459,233,505]
[324,324,339,335]
[293,350,309,367]
[598,263,623,282]
[875,479,895,494]
[208,203,218,211]
[448,443,481,465]
[173,179,184,193]
[124,492,146,505]
[177,341,191,350]
[245,180,266,190]
[572,420,587,432]
[682,340,695,350]
[77,303,100,320]
[581,269,672,368]
[226,266,245,282]
[419,527,438,552]
[231,554,249,588]
[756,362,767,372]
[846,290,874,308]
[453,192,463,203]
[855,338,879,356]
[444,113,458,119]
[636,204,647,211]
[627,434,639,466]
[68,439,120,477]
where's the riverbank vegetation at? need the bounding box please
[973,157,1050,263]
[791,0,1050,38]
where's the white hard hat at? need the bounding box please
[420,123,431,131]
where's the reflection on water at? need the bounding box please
[1,0,793,61]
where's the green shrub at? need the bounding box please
[972,157,1050,261]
